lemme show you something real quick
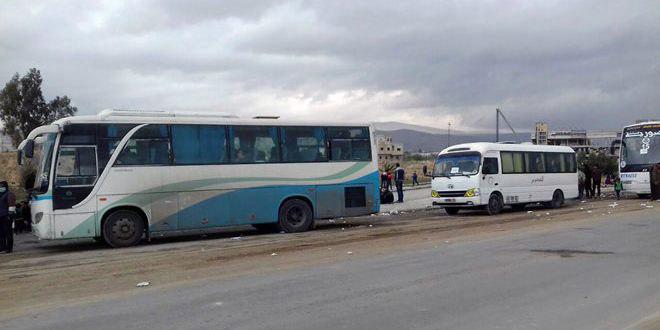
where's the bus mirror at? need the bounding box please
[24,139,35,158]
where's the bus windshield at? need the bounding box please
[33,133,56,193]
[433,152,481,177]
[621,125,660,166]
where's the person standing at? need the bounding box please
[394,163,405,203]
[422,164,428,177]
[651,163,660,200]
[412,172,419,186]
[380,171,389,190]
[583,166,592,198]
[578,169,586,199]
[386,171,393,191]
[614,176,623,200]
[592,166,602,198]
[0,181,13,253]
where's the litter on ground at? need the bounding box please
[270,252,278,256]
[136,281,150,288]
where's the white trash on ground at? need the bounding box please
[136,281,150,288]
[270,252,278,256]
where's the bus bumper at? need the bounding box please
[432,196,481,207]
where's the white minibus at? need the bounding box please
[430,142,578,215]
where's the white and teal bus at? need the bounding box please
[619,121,660,197]
[18,110,380,247]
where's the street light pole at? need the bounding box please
[447,122,451,147]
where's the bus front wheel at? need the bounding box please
[486,194,503,215]
[102,209,145,248]
[278,199,313,233]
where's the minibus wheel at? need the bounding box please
[102,209,145,248]
[486,193,503,215]
[278,199,313,233]
[550,190,564,209]
[444,207,460,215]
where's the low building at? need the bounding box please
[531,122,621,155]
[376,135,404,165]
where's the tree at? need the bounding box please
[578,150,618,176]
[0,68,77,147]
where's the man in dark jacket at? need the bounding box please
[0,181,13,253]
[591,166,602,198]
[394,163,405,203]
[652,163,660,200]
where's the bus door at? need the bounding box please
[481,152,501,203]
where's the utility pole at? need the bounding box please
[496,108,500,142]
[495,108,518,142]
[447,122,451,147]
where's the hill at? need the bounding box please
[374,129,523,152]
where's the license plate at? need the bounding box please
[444,198,456,202]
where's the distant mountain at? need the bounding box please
[375,129,524,153]
[372,122,451,135]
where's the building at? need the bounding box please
[534,122,549,145]
[0,128,14,152]
[376,135,404,165]
[531,122,620,154]
[587,130,622,155]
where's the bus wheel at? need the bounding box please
[550,190,564,209]
[486,194,503,215]
[102,209,145,248]
[278,199,313,233]
[444,207,460,215]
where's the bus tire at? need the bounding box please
[278,199,313,233]
[444,207,460,215]
[550,190,564,209]
[486,193,503,215]
[102,209,145,248]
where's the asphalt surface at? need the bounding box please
[5,208,659,329]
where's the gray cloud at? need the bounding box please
[1,0,658,131]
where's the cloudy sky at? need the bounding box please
[1,0,658,132]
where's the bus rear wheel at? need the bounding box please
[550,190,564,209]
[102,209,145,248]
[278,199,313,233]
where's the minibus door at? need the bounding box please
[481,153,500,202]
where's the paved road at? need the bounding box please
[6,208,659,329]
[381,185,434,213]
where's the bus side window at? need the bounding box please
[482,157,499,175]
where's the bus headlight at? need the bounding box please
[464,188,480,197]
[431,190,440,198]
[34,212,44,224]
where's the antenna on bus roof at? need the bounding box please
[98,109,239,119]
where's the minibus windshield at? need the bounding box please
[433,152,481,177]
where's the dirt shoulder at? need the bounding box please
[0,198,658,319]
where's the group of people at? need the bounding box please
[578,165,605,199]
[380,163,407,203]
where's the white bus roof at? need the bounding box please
[439,142,575,155]
[622,121,660,129]
[51,109,372,128]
